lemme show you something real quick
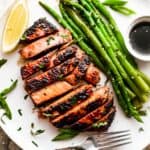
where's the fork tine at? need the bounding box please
[98,141,132,150]
[96,133,131,143]
[102,130,130,135]
[97,137,131,147]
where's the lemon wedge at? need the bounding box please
[2,0,29,53]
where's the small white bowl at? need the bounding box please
[125,16,150,61]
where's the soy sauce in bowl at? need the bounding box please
[129,22,150,54]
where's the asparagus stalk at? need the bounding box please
[39,1,142,121]
[82,0,150,86]
[64,7,142,121]
[63,1,149,99]
[92,0,138,68]
[60,3,136,104]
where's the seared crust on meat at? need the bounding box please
[21,18,58,42]
[85,64,101,85]
[51,87,110,128]
[88,107,116,131]
[20,19,115,132]
[71,92,113,130]
[30,81,74,106]
[25,57,79,93]
[20,29,72,59]
[65,56,90,85]
[21,45,84,79]
[40,84,93,119]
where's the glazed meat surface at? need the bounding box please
[20,19,115,132]
[20,29,72,59]
[21,18,58,42]
[21,45,79,79]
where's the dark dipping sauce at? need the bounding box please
[129,22,150,54]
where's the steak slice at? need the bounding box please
[40,84,93,119]
[25,57,79,93]
[51,86,110,128]
[21,45,78,79]
[20,29,72,59]
[21,18,58,42]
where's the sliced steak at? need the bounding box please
[25,57,79,93]
[21,18,58,42]
[20,29,72,59]
[51,86,110,128]
[40,84,93,119]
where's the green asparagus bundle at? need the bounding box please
[39,0,150,122]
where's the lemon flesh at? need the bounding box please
[2,0,29,53]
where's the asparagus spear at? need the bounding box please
[103,0,127,6]
[64,7,142,121]
[59,3,137,110]
[78,0,150,92]
[39,1,142,121]
[63,1,149,97]
[82,0,150,86]
[92,0,137,68]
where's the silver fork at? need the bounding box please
[56,130,132,150]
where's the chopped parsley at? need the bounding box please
[60,34,69,39]
[92,121,108,128]
[38,63,45,69]
[57,74,64,80]
[138,127,144,132]
[46,37,55,45]
[17,127,22,131]
[0,58,7,68]
[31,122,34,129]
[139,110,147,116]
[20,34,27,40]
[18,109,23,116]
[70,96,78,105]
[31,129,45,136]
[0,114,6,124]
[24,94,28,100]
[32,141,38,147]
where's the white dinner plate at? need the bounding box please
[0,0,150,150]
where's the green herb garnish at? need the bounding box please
[70,96,78,105]
[103,0,135,16]
[92,121,108,128]
[38,63,45,69]
[31,129,45,136]
[57,74,64,80]
[139,127,144,132]
[31,122,34,128]
[32,141,38,147]
[139,110,147,116]
[0,96,12,120]
[60,34,69,39]
[103,0,127,6]
[24,94,28,100]
[0,80,18,96]
[17,127,22,131]
[111,6,135,16]
[0,59,7,68]
[18,109,23,116]
[46,37,55,45]
[20,34,27,40]
[0,79,18,120]
[52,128,80,141]
[0,114,6,124]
